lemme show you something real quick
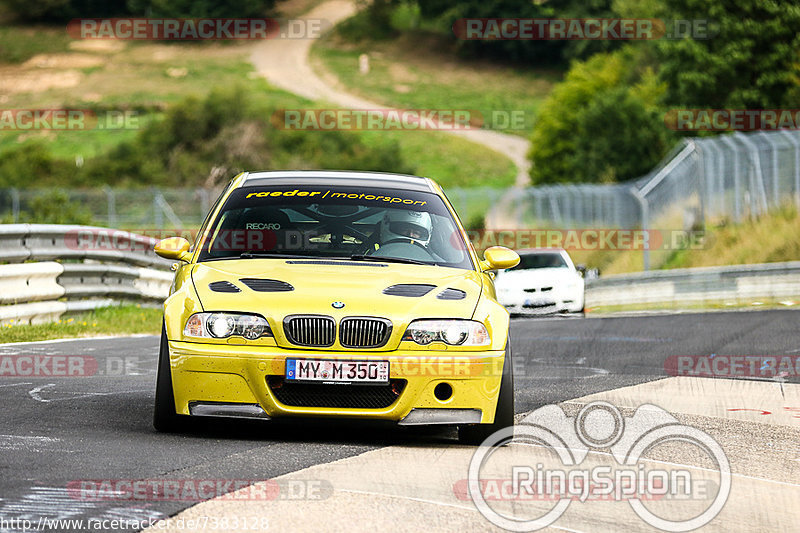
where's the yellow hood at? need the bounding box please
[190,259,483,350]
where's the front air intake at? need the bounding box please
[268,377,406,409]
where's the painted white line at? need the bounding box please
[0,435,59,451]
[28,384,150,403]
[0,382,33,388]
[29,384,55,402]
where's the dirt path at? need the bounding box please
[250,0,532,189]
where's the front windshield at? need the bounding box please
[510,252,568,270]
[197,184,474,269]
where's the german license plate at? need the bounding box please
[285,359,389,384]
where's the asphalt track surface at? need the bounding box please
[0,309,798,532]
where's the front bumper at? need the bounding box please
[500,289,584,314]
[167,340,507,424]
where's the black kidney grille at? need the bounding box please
[208,281,240,293]
[269,378,406,409]
[382,284,436,297]
[340,317,392,348]
[284,315,336,347]
[437,288,466,300]
[239,278,294,292]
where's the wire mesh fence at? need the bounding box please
[0,130,798,265]
[0,187,217,229]
[492,129,800,234]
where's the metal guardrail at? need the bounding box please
[0,224,173,268]
[585,261,800,308]
[0,225,175,325]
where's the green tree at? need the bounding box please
[418,0,620,65]
[575,86,671,182]
[19,190,94,225]
[126,0,273,18]
[655,0,800,107]
[529,49,670,184]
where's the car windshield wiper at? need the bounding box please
[349,254,432,266]
[238,251,321,259]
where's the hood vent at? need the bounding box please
[209,281,241,293]
[240,278,294,292]
[383,284,436,297]
[437,288,466,300]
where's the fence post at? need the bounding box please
[690,140,705,227]
[103,186,116,228]
[10,188,20,223]
[198,188,210,225]
[734,132,769,216]
[756,131,780,207]
[779,130,800,210]
[721,135,742,222]
[152,188,163,229]
[630,186,649,271]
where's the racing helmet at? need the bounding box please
[380,210,432,246]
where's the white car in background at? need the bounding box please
[494,248,585,315]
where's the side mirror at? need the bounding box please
[479,246,520,272]
[576,264,587,277]
[154,237,192,262]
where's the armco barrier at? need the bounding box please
[0,224,175,325]
[586,261,800,308]
[0,224,171,268]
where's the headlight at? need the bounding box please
[183,313,272,340]
[402,320,490,346]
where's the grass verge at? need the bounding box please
[0,305,162,343]
[586,298,799,315]
[571,205,800,275]
[311,31,559,138]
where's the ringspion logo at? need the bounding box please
[467,402,730,531]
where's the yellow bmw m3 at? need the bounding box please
[152,171,519,444]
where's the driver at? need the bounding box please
[380,210,432,246]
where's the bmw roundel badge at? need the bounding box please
[331,301,345,309]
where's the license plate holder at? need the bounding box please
[285,358,390,385]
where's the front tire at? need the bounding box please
[153,323,189,432]
[458,341,514,445]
